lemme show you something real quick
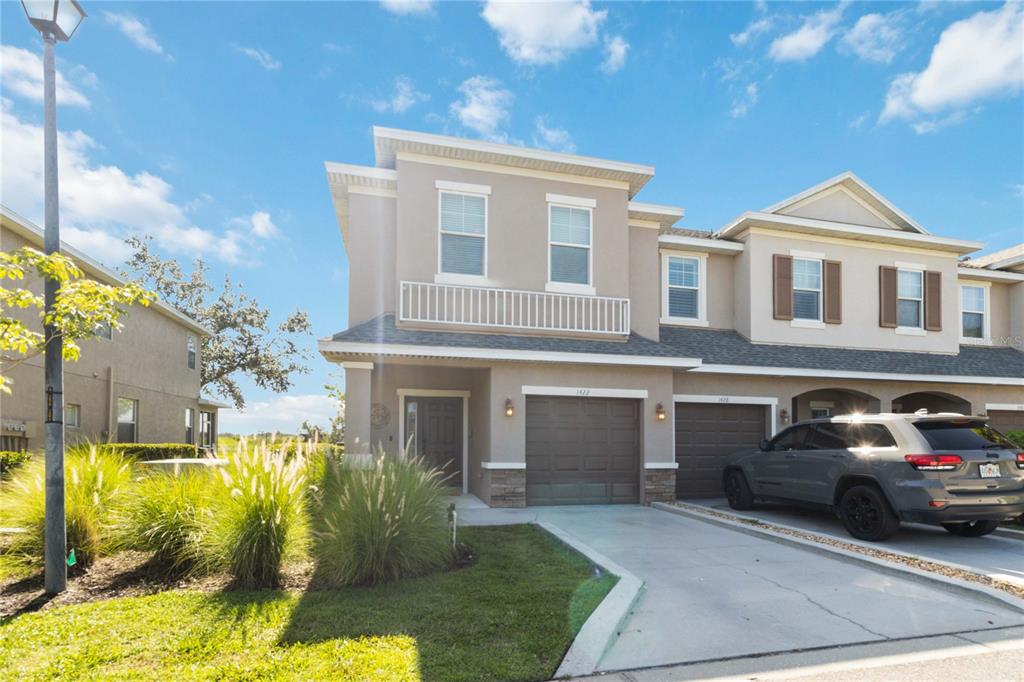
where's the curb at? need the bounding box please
[538,521,645,679]
[652,502,1024,616]
[995,526,1024,540]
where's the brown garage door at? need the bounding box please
[988,410,1024,436]
[526,396,639,505]
[675,403,767,498]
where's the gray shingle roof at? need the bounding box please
[329,315,1024,379]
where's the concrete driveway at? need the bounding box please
[458,503,1024,673]
[690,498,1024,587]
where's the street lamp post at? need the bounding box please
[20,0,86,595]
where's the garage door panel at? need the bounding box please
[676,403,767,498]
[988,410,1024,435]
[526,396,639,505]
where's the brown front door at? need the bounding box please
[675,403,767,498]
[408,397,462,489]
[525,396,640,505]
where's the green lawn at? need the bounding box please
[0,525,616,681]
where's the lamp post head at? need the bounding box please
[21,0,86,42]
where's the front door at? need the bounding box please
[407,397,463,489]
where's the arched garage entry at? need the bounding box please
[892,391,971,416]
[792,388,880,422]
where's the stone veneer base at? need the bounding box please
[644,468,676,504]
[489,469,526,508]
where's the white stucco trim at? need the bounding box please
[342,361,374,370]
[790,248,826,260]
[546,193,597,208]
[661,251,708,327]
[895,326,927,337]
[319,340,704,369]
[433,272,491,287]
[673,394,779,436]
[522,385,649,399]
[545,281,597,296]
[986,403,1024,412]
[644,462,679,469]
[790,319,825,330]
[689,364,1024,386]
[480,462,527,470]
[958,281,991,345]
[397,389,470,494]
[435,179,491,195]
[894,260,926,271]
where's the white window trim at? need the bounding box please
[66,403,80,429]
[673,394,779,437]
[397,389,470,494]
[435,179,491,195]
[958,282,990,344]
[546,201,594,294]
[545,193,596,208]
[896,267,924,331]
[437,189,488,279]
[660,251,708,327]
[791,256,824,324]
[434,272,490,286]
[522,385,648,399]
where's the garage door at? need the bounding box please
[526,396,640,505]
[988,410,1024,436]
[675,403,767,498]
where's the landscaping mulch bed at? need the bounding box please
[669,501,1024,602]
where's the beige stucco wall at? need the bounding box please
[1010,282,1024,351]
[779,189,892,229]
[732,242,752,338]
[346,192,397,327]
[743,230,962,353]
[629,226,660,340]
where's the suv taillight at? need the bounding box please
[1016,453,1024,470]
[905,454,962,471]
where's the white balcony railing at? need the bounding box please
[399,280,630,336]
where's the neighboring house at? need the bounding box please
[319,127,1024,508]
[1,206,221,452]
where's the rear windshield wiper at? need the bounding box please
[982,443,1010,449]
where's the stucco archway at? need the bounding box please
[892,391,971,416]
[791,388,881,422]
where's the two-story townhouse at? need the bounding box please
[1,206,222,451]
[319,128,1024,508]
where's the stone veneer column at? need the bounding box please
[487,468,526,508]
[643,467,677,503]
[342,362,373,454]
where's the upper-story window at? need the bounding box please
[792,258,822,321]
[439,190,487,277]
[661,252,707,325]
[548,195,594,291]
[95,321,113,341]
[897,269,923,328]
[960,284,987,341]
[187,335,197,370]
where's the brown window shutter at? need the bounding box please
[773,255,793,320]
[924,270,942,331]
[879,266,898,328]
[823,260,842,324]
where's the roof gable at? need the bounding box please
[763,172,929,234]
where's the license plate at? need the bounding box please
[979,463,1001,479]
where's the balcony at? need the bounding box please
[399,280,630,336]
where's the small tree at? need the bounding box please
[325,373,345,444]
[123,237,312,409]
[1,247,152,393]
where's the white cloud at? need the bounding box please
[245,211,279,239]
[449,75,514,142]
[839,12,902,63]
[371,76,429,114]
[849,110,871,129]
[481,0,606,65]
[880,2,1023,130]
[729,82,759,119]
[769,2,848,62]
[532,117,575,152]
[233,45,281,71]
[103,12,166,56]
[219,394,337,436]
[730,17,773,46]
[600,35,629,74]
[0,101,274,266]
[0,45,91,108]
[380,0,435,15]
[1011,183,1024,198]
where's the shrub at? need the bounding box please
[313,445,453,586]
[111,469,217,575]
[207,440,309,588]
[98,443,198,461]
[1006,430,1024,448]
[0,450,33,479]
[2,445,132,569]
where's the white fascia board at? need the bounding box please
[324,161,397,182]
[673,394,778,405]
[715,212,981,254]
[658,234,744,254]
[522,385,649,399]
[957,267,1024,283]
[318,340,702,369]
[689,363,1024,386]
[628,201,685,226]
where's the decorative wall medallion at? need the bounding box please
[370,403,391,427]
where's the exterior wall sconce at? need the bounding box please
[504,398,514,417]
[780,408,790,425]
[655,403,666,421]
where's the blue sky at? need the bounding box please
[2,1,1022,433]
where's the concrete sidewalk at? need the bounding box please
[688,498,1024,586]
[459,504,1024,672]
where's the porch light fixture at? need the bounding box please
[21,0,86,42]
[779,408,790,425]
[655,403,666,421]
[504,398,514,417]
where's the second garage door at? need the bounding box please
[988,410,1024,435]
[526,396,640,505]
[675,402,767,498]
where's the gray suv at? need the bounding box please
[722,413,1024,541]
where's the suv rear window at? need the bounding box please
[845,423,897,448]
[914,421,1017,451]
